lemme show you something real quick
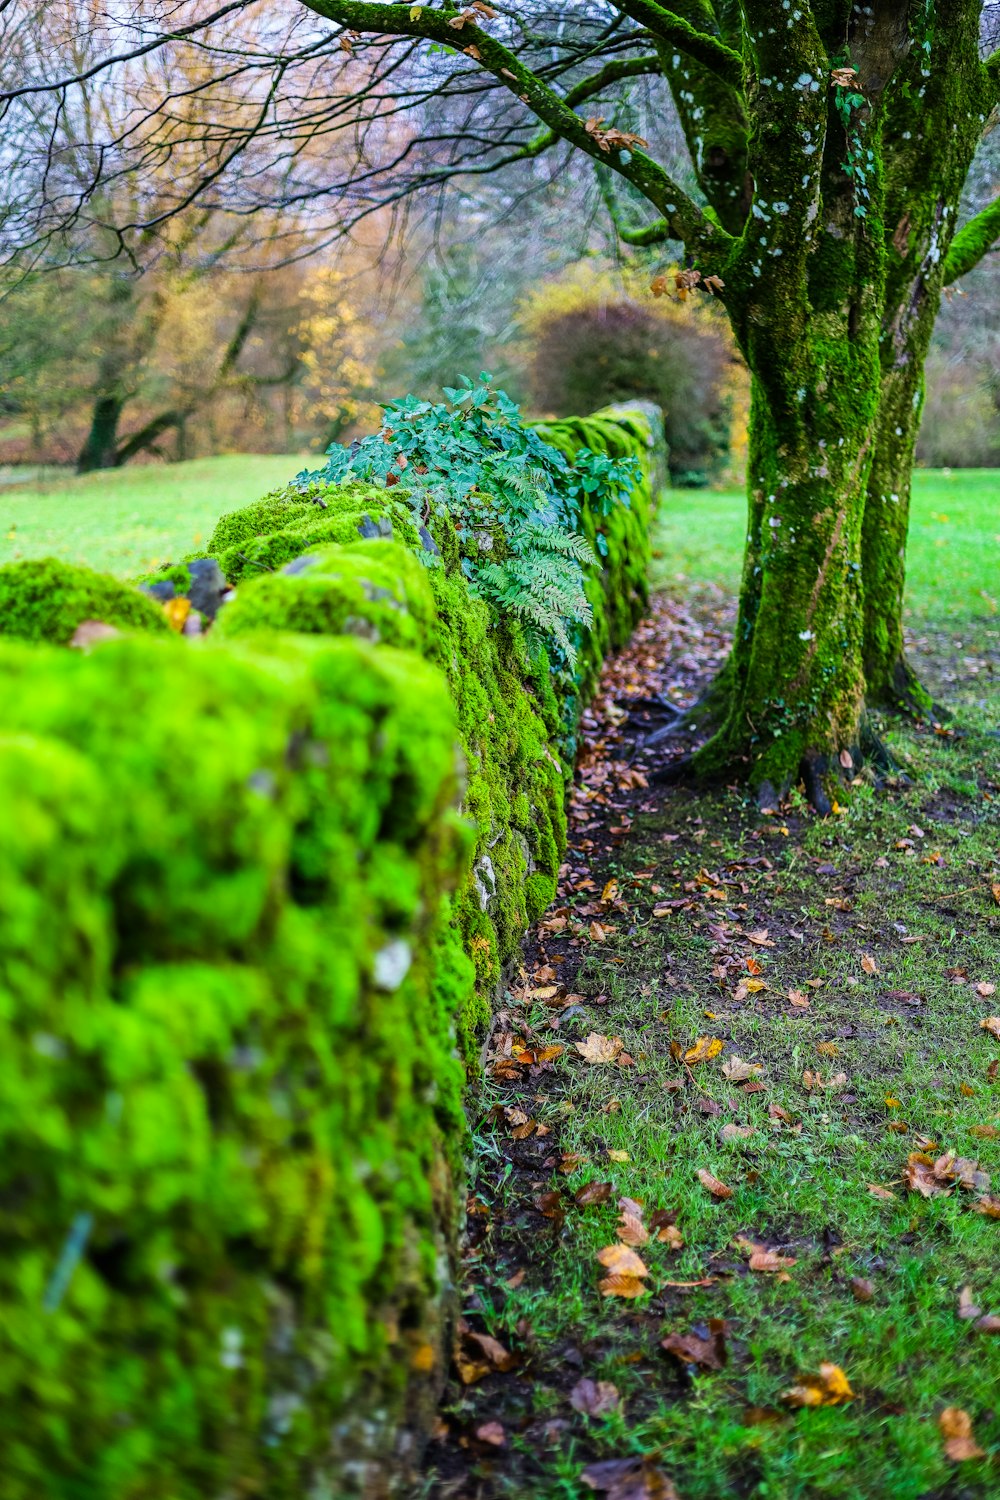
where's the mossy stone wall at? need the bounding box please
[0,405,665,1495]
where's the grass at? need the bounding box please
[653,469,1000,624]
[0,454,308,578]
[427,485,1000,1500]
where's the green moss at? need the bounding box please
[0,559,169,645]
[0,631,470,1497]
[215,541,437,652]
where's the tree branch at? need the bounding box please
[943,193,1000,284]
[298,0,730,260]
[614,0,744,89]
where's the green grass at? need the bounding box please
[0,454,308,578]
[652,469,1000,624]
[429,486,1000,1500]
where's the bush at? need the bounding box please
[518,261,746,485]
[916,353,1000,469]
[0,402,666,1495]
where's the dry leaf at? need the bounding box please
[658,1223,684,1249]
[788,989,810,1008]
[598,1273,648,1298]
[747,929,775,947]
[589,921,607,943]
[939,1406,985,1461]
[720,1123,755,1143]
[958,1286,982,1321]
[576,1180,613,1207]
[607,1148,631,1163]
[617,1209,650,1247]
[475,1420,506,1446]
[803,1070,848,1091]
[861,953,878,975]
[749,1249,797,1272]
[581,1456,680,1499]
[597,1244,649,1277]
[570,1378,621,1417]
[697,1168,734,1200]
[980,1018,1000,1040]
[722,1056,763,1082]
[867,1183,897,1201]
[851,1277,875,1302]
[783,1362,854,1408]
[661,1320,728,1372]
[576,1033,623,1065]
[684,1036,724,1064]
[971,1194,1000,1218]
[975,982,996,998]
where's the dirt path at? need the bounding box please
[420,585,1000,1500]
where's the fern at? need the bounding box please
[295,374,639,668]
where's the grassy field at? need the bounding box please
[653,469,1000,624]
[0,454,307,578]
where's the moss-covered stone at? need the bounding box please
[0,559,169,644]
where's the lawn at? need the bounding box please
[653,469,1000,624]
[0,454,308,578]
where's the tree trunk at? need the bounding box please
[77,393,126,473]
[693,364,874,809]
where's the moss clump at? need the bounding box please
[0,631,470,1498]
[215,540,437,652]
[0,559,169,644]
[207,480,426,584]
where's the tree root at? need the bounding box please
[869,655,951,724]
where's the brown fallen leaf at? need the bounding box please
[697,1168,734,1200]
[802,1070,849,1091]
[861,953,878,975]
[720,1123,755,1143]
[788,988,810,1008]
[581,1456,680,1500]
[661,1320,728,1372]
[980,1017,1000,1041]
[617,1204,650,1247]
[747,929,775,947]
[783,1362,854,1408]
[958,1286,982,1321]
[598,1273,649,1299]
[867,1182,897,1201]
[658,1223,684,1250]
[749,1248,797,1273]
[576,1033,624,1065]
[974,1314,1000,1333]
[607,1148,631,1163]
[570,1377,621,1417]
[722,1056,763,1082]
[970,1194,1000,1218]
[475,1420,506,1447]
[939,1406,985,1461]
[975,982,996,998]
[597,1244,649,1277]
[589,920,607,943]
[684,1036,723,1064]
[576,1180,613,1207]
[851,1277,875,1302]
[454,1323,518,1383]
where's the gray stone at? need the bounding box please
[282,553,321,576]
[186,557,227,619]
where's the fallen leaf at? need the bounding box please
[576,1033,623,1065]
[581,1456,680,1499]
[684,1036,723,1064]
[980,1018,1000,1041]
[589,920,607,943]
[970,1194,1000,1218]
[974,1314,1000,1333]
[576,1180,613,1207]
[658,1224,684,1250]
[783,1362,854,1408]
[970,1124,1000,1139]
[617,1205,650,1246]
[851,1277,875,1302]
[749,1249,797,1272]
[722,1056,763,1082]
[867,1183,897,1201]
[975,982,996,998]
[958,1286,982,1321]
[747,930,775,947]
[861,953,878,975]
[939,1406,984,1461]
[661,1320,728,1372]
[803,1070,848,1091]
[697,1169,733,1200]
[720,1123,755,1143]
[788,989,810,1008]
[598,1273,649,1299]
[597,1244,649,1278]
[607,1148,631,1163]
[570,1377,621,1417]
[475,1420,506,1447]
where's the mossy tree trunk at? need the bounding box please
[304,0,1000,802]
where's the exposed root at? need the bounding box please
[869,655,951,724]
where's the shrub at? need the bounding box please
[518,261,745,485]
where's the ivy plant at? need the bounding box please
[296,375,639,668]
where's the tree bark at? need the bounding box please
[77,392,127,473]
